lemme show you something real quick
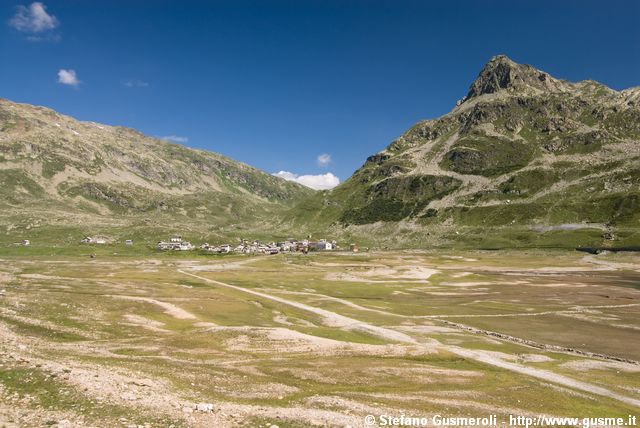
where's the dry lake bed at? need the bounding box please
[0,250,639,427]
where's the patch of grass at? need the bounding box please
[441,133,535,176]
[41,155,67,179]
[0,315,87,342]
[0,169,45,199]
[341,175,461,225]
[0,365,184,426]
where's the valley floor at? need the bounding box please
[0,250,639,427]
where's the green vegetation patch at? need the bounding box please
[542,130,612,154]
[41,155,68,178]
[604,109,640,138]
[0,169,45,199]
[60,181,151,213]
[387,117,457,153]
[441,134,535,176]
[354,156,415,184]
[498,169,557,196]
[341,175,461,225]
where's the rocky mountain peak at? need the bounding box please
[464,55,565,101]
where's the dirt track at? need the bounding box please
[180,268,640,408]
[179,270,418,344]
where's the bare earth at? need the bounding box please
[1,250,639,427]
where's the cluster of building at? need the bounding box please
[14,235,362,253]
[156,235,195,251]
[157,235,338,254]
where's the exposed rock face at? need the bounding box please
[623,87,640,106]
[465,55,568,100]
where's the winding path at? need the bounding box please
[178,270,417,344]
[179,269,640,409]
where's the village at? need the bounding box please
[157,235,342,254]
[75,234,358,254]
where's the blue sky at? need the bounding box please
[1,1,639,189]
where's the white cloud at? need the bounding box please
[10,2,59,33]
[123,78,149,88]
[25,33,60,42]
[273,171,340,190]
[160,135,189,143]
[274,171,298,181]
[57,69,80,87]
[316,153,332,167]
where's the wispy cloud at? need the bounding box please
[273,171,340,190]
[316,153,332,167]
[122,78,149,88]
[25,33,60,42]
[160,135,189,143]
[9,2,59,35]
[57,69,80,87]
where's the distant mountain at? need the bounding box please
[0,99,313,244]
[284,56,640,249]
[3,56,639,250]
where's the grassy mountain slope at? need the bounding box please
[0,99,313,246]
[282,56,640,249]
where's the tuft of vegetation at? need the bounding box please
[440,134,535,176]
[341,175,461,224]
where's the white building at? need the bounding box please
[157,236,194,251]
[81,236,108,244]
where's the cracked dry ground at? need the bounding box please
[0,250,639,427]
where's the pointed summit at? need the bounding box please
[465,55,566,100]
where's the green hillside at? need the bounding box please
[281,56,640,249]
[0,98,313,247]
